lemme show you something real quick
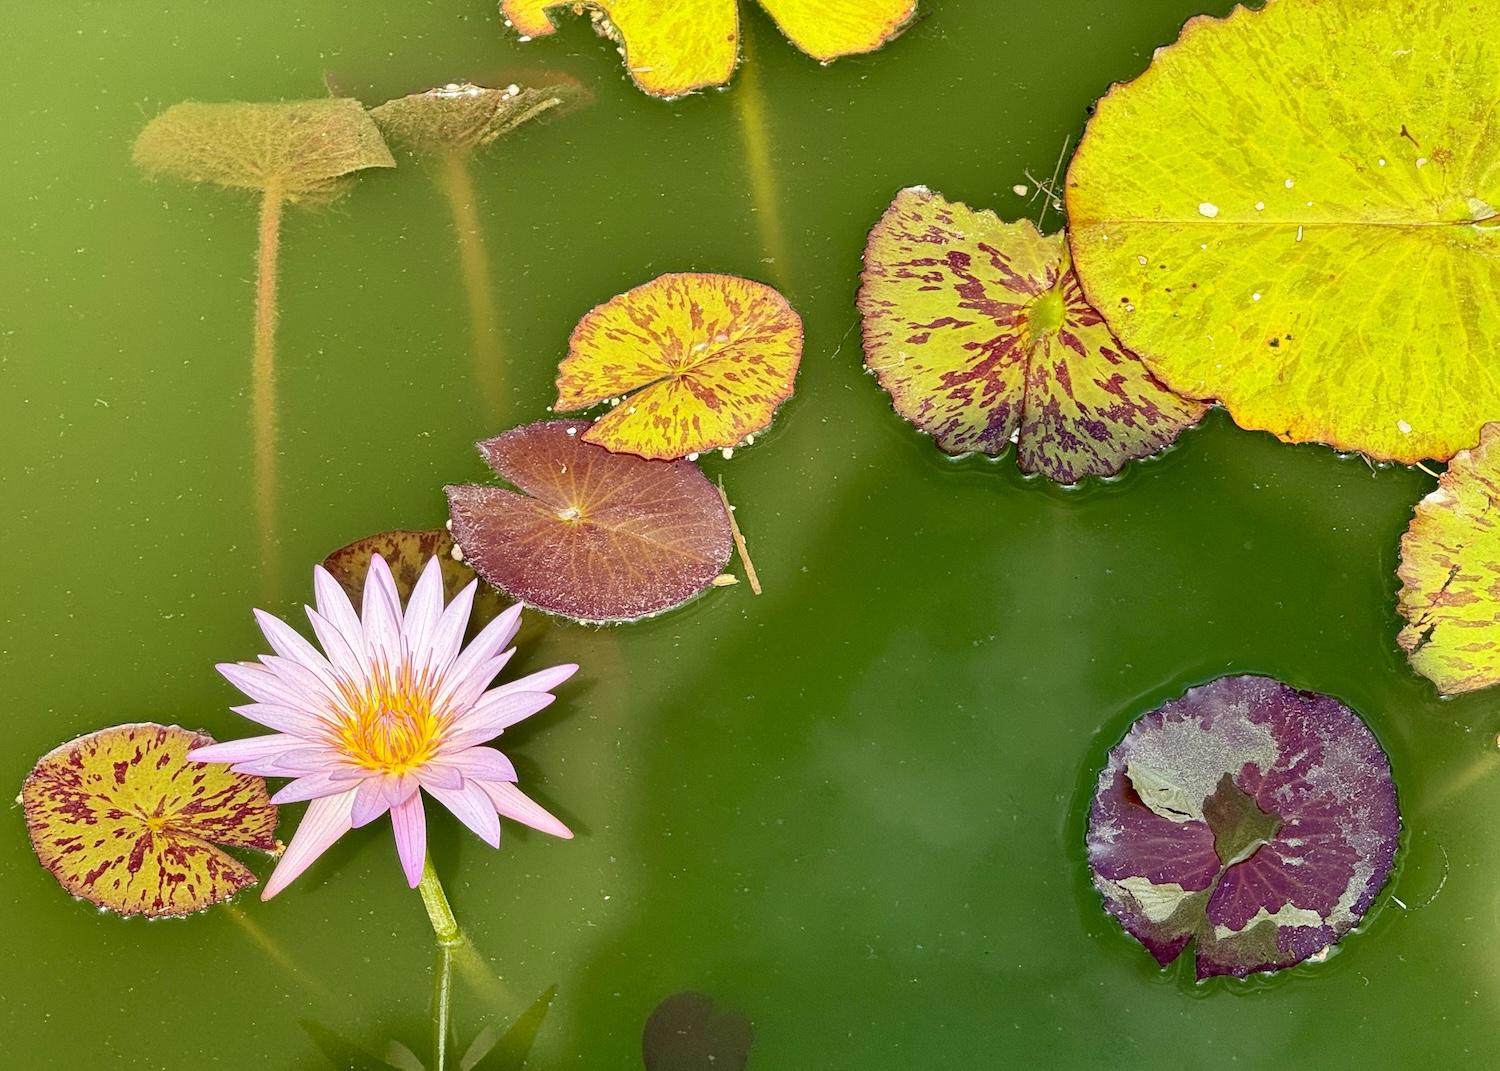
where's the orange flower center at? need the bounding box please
[334,660,444,774]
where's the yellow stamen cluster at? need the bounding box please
[333,658,445,774]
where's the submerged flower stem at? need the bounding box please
[418,854,465,948]
[419,855,463,1071]
[252,176,283,581]
[431,943,454,1071]
[437,150,506,421]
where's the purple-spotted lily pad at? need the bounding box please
[445,420,733,622]
[22,723,280,917]
[1086,676,1399,979]
[858,187,1206,482]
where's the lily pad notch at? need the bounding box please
[1086,675,1399,979]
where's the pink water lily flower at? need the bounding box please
[190,554,575,898]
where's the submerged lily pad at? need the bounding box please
[642,992,752,1071]
[859,188,1204,481]
[1066,0,1500,463]
[445,420,733,622]
[22,723,280,917]
[502,0,918,98]
[1397,423,1500,695]
[133,98,395,199]
[370,81,581,157]
[1086,676,1399,979]
[555,273,803,461]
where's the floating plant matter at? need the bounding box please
[554,273,803,461]
[1397,423,1500,695]
[190,554,576,896]
[859,187,1205,481]
[501,0,918,98]
[132,100,395,555]
[1066,0,1500,463]
[371,81,582,419]
[22,724,280,917]
[1086,676,1399,979]
[446,420,733,622]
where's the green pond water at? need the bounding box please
[4,1,1499,1067]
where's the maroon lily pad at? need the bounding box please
[1086,675,1399,979]
[445,420,733,623]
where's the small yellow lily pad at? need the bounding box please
[554,273,802,461]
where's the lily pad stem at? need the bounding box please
[253,176,283,571]
[437,150,505,420]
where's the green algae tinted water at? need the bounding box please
[3,2,1498,1067]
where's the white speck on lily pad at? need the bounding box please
[1397,419,1413,434]
[1198,202,1219,218]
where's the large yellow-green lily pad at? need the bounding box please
[1066,0,1500,464]
[1397,423,1500,695]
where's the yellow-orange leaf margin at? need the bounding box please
[22,723,280,917]
[554,272,803,460]
[500,0,918,98]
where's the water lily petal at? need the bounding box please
[391,792,427,887]
[426,778,501,848]
[445,692,554,750]
[481,780,572,839]
[261,789,357,899]
[433,746,517,783]
[270,771,349,805]
[351,775,392,827]
[187,734,294,766]
[402,555,446,657]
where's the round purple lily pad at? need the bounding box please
[1086,675,1399,979]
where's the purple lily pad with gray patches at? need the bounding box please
[1086,675,1399,979]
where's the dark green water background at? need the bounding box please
[4,1,1498,1067]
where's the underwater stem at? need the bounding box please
[733,32,791,290]
[431,943,454,1071]
[419,855,464,1071]
[438,151,506,421]
[253,179,283,575]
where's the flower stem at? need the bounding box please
[431,943,454,1071]
[418,854,465,948]
[418,855,464,1071]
